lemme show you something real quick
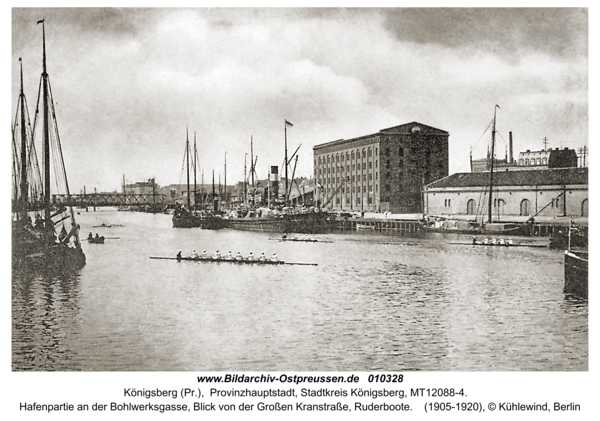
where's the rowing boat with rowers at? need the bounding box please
[449,242,547,248]
[268,237,333,243]
[150,256,317,266]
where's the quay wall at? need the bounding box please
[331,216,583,237]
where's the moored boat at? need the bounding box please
[172,130,201,228]
[201,214,229,230]
[564,250,588,298]
[12,21,85,270]
[561,219,588,298]
[172,205,202,228]
[228,210,335,234]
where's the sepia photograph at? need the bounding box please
[9,6,590,412]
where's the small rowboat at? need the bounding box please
[150,256,317,266]
[88,236,105,244]
[93,223,125,228]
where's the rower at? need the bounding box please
[490,238,496,245]
[483,238,489,244]
[270,253,279,262]
[212,250,221,260]
[499,238,505,245]
[507,238,513,246]
[235,251,243,261]
[472,236,477,245]
[258,252,266,261]
[246,252,255,261]
[191,250,198,259]
[225,251,233,260]
[176,251,182,260]
[95,233,100,239]
[200,250,208,259]
[88,232,93,240]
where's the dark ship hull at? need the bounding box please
[564,250,588,299]
[228,212,336,234]
[200,216,229,230]
[12,224,86,272]
[172,211,202,228]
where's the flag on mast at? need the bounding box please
[285,120,293,127]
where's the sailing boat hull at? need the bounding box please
[13,233,86,271]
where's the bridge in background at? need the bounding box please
[52,193,167,208]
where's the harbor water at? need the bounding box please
[12,210,588,371]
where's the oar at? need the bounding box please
[283,262,318,266]
[104,237,120,239]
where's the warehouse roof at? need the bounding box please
[426,167,588,189]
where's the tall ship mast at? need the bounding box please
[12,20,85,269]
[172,128,202,228]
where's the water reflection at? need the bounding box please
[12,265,82,371]
[12,211,588,371]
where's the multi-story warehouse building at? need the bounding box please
[313,122,449,213]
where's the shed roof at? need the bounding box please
[426,167,588,189]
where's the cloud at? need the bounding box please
[11,8,588,191]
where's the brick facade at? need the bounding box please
[313,122,449,212]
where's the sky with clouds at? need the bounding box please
[11,7,588,193]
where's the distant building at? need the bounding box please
[125,179,157,195]
[425,167,588,219]
[518,147,578,169]
[471,131,579,173]
[313,122,449,213]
